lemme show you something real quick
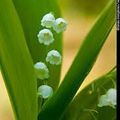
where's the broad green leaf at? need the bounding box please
[0,0,37,120]
[12,0,62,90]
[62,67,116,120]
[38,0,115,120]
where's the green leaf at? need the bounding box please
[0,0,37,120]
[38,0,115,119]
[62,67,116,120]
[12,0,62,90]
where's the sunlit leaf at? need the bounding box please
[0,0,37,120]
[12,0,62,90]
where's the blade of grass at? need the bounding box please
[0,0,37,120]
[12,0,62,90]
[38,0,115,119]
[62,67,116,120]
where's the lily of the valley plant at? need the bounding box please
[0,0,116,120]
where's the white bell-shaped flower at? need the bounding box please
[38,85,53,99]
[53,18,68,33]
[34,62,49,80]
[98,95,110,107]
[98,88,117,108]
[41,13,55,28]
[46,50,62,65]
[37,29,54,45]
[106,88,116,106]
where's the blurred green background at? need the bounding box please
[0,0,116,120]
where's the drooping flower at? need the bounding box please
[106,88,116,106]
[98,88,117,108]
[53,18,68,33]
[46,50,62,65]
[41,13,55,28]
[98,95,110,107]
[38,85,53,99]
[37,29,54,45]
[34,62,49,80]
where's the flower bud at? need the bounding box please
[38,85,53,99]
[46,50,62,65]
[53,18,68,33]
[34,62,49,80]
[37,29,54,45]
[41,13,55,28]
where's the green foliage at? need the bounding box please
[38,0,115,119]
[12,0,62,90]
[62,67,116,120]
[0,0,116,120]
[0,0,37,120]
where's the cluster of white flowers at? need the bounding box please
[98,88,117,108]
[34,13,67,99]
[37,13,68,46]
[40,13,68,34]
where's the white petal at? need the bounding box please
[98,88,117,108]
[106,88,117,105]
[53,18,68,33]
[98,95,109,107]
[37,29,54,45]
[41,13,55,28]
[38,85,53,99]
[34,62,49,80]
[46,50,62,65]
